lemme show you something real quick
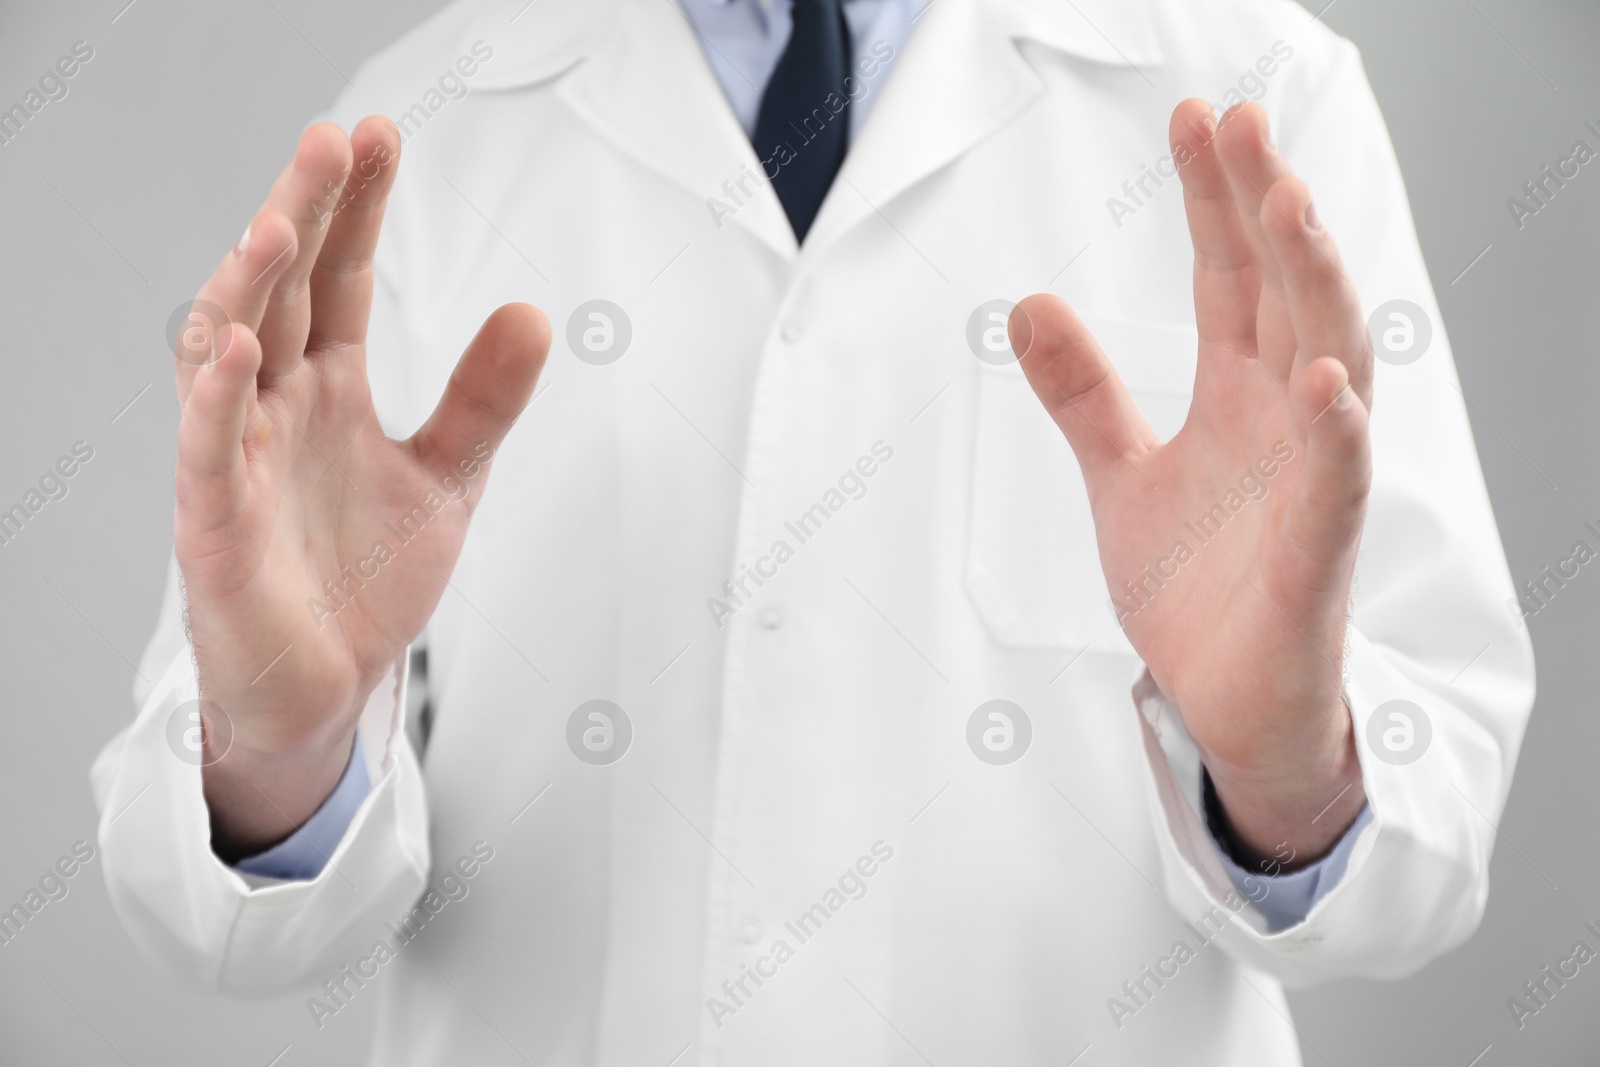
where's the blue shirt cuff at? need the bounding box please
[232,733,371,881]
[1202,768,1372,932]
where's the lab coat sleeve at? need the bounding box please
[89,558,431,995]
[1131,32,1537,986]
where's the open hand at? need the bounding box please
[1010,101,1371,866]
[173,120,549,856]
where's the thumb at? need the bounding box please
[1009,294,1160,479]
[409,303,550,487]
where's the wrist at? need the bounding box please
[201,705,362,862]
[1201,699,1366,871]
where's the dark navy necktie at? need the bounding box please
[751,0,853,242]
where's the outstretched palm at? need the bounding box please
[174,120,548,853]
[1012,101,1371,862]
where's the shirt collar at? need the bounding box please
[701,0,1164,66]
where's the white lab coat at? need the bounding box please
[92,0,1535,1063]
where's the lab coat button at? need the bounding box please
[737,917,763,943]
[759,608,783,630]
[780,321,802,344]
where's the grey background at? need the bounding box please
[0,0,1594,1063]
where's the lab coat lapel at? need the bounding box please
[466,0,1164,266]
[799,0,1045,263]
[555,0,799,261]
[801,0,1166,263]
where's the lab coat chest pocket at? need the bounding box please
[965,315,1199,654]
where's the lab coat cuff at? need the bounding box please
[90,644,431,992]
[1130,664,1370,939]
[1131,626,1503,983]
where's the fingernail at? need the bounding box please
[235,223,251,256]
[1303,199,1320,231]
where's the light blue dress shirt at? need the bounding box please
[234,0,1369,934]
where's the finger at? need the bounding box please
[1009,294,1161,483]
[176,322,265,531]
[1261,176,1374,407]
[254,123,354,382]
[1170,100,1260,354]
[1281,357,1371,592]
[409,304,551,494]
[1213,104,1298,377]
[178,210,298,405]
[307,116,403,352]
